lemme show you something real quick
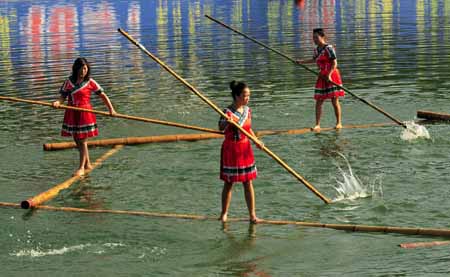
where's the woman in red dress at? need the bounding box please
[52,58,116,176]
[298,28,345,131]
[218,81,262,224]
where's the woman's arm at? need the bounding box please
[249,129,264,149]
[296,58,315,64]
[52,95,66,108]
[218,116,228,131]
[326,59,338,82]
[98,92,116,115]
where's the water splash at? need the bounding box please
[332,152,383,202]
[400,121,430,141]
[10,242,126,258]
[11,244,92,257]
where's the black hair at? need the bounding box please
[71,57,91,82]
[229,80,248,100]
[313,28,326,37]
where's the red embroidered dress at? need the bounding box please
[59,77,104,139]
[314,44,345,100]
[219,106,257,183]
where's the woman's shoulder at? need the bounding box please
[65,76,74,84]
[88,78,102,87]
[61,76,75,88]
[325,44,337,59]
[224,104,234,112]
[87,77,98,84]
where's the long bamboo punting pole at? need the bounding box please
[2,202,450,238]
[0,96,221,134]
[417,110,450,121]
[204,15,409,130]
[399,240,450,249]
[118,28,331,204]
[20,145,123,209]
[43,122,395,151]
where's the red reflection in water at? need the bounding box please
[295,0,305,10]
[128,2,140,30]
[24,6,44,81]
[296,0,336,46]
[48,6,77,59]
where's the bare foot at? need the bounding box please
[311,125,321,132]
[84,163,93,170]
[335,123,343,129]
[250,217,262,224]
[218,213,228,223]
[73,168,85,177]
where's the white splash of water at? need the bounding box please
[11,244,92,257]
[10,242,126,258]
[400,121,430,140]
[332,152,383,202]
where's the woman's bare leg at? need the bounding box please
[332,97,342,129]
[219,182,233,222]
[313,99,324,131]
[73,138,85,176]
[243,181,260,224]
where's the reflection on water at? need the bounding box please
[219,223,272,277]
[1,0,447,103]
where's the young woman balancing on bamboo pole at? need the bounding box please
[297,28,344,131]
[53,58,116,177]
[218,81,262,224]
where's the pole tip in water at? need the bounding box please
[20,200,31,209]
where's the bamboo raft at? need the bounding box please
[417,110,450,121]
[20,145,123,209]
[2,201,450,238]
[399,240,450,249]
[43,122,396,151]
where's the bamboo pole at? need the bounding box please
[399,241,450,249]
[118,28,331,204]
[44,132,224,151]
[0,96,221,134]
[43,122,395,151]
[2,201,450,237]
[204,15,409,130]
[417,110,450,121]
[20,145,123,209]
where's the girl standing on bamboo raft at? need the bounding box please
[297,28,345,131]
[52,58,116,177]
[218,81,262,224]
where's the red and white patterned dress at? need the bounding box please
[59,77,104,139]
[314,44,345,100]
[219,106,257,183]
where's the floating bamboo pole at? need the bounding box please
[20,145,123,209]
[44,133,224,151]
[2,201,450,238]
[0,96,221,134]
[399,240,450,249]
[118,28,331,204]
[43,122,395,151]
[205,15,410,130]
[417,110,450,121]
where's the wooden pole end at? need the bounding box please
[20,200,32,209]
